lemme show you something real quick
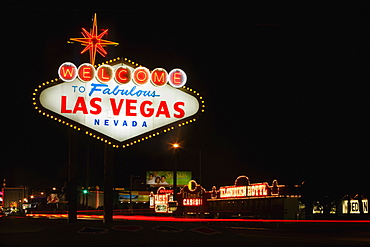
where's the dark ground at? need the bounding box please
[1,217,370,247]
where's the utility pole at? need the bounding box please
[67,129,78,223]
[172,143,179,201]
[103,144,114,223]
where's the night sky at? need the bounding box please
[2,4,370,198]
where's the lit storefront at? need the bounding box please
[150,187,174,213]
[207,176,302,220]
[342,198,368,214]
[149,176,302,219]
[177,180,211,215]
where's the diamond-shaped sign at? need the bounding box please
[78,227,109,234]
[112,225,143,232]
[152,225,183,233]
[32,57,204,148]
[190,226,221,235]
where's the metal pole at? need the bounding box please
[67,129,77,223]
[173,150,177,201]
[129,175,133,213]
[199,150,202,185]
[103,144,114,223]
[85,141,89,208]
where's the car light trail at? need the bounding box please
[25,213,370,223]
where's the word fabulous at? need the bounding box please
[58,62,187,88]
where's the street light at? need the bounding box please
[171,143,180,202]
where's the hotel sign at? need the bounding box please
[220,183,269,199]
[220,186,247,198]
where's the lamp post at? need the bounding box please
[199,149,202,185]
[172,143,179,202]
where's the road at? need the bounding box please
[1,216,370,246]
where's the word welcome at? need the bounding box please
[58,62,187,88]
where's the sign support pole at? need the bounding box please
[67,129,78,223]
[103,144,114,223]
[173,150,178,201]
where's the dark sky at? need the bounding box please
[2,4,370,197]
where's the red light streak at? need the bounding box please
[26,213,370,223]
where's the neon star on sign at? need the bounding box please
[33,15,204,148]
[70,13,118,66]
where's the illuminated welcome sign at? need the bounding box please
[33,58,204,147]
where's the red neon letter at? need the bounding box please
[109,98,124,116]
[73,97,88,114]
[97,65,113,83]
[61,67,75,78]
[90,98,102,114]
[115,66,131,84]
[140,100,154,117]
[173,102,185,118]
[133,67,150,85]
[168,69,186,88]
[173,72,181,84]
[126,99,137,116]
[155,101,170,118]
[151,68,168,86]
[59,62,77,82]
[78,64,95,82]
[61,96,72,113]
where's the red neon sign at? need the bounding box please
[115,66,131,84]
[247,183,268,197]
[78,63,95,82]
[96,65,113,83]
[58,62,187,89]
[70,13,118,66]
[151,68,168,87]
[133,67,150,85]
[157,189,174,194]
[58,63,77,82]
[220,186,247,198]
[183,198,202,206]
[168,69,187,88]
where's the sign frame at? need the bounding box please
[32,57,205,148]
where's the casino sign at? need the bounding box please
[32,15,204,148]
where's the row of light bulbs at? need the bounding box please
[32,57,205,148]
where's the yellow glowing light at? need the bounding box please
[33,57,204,148]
